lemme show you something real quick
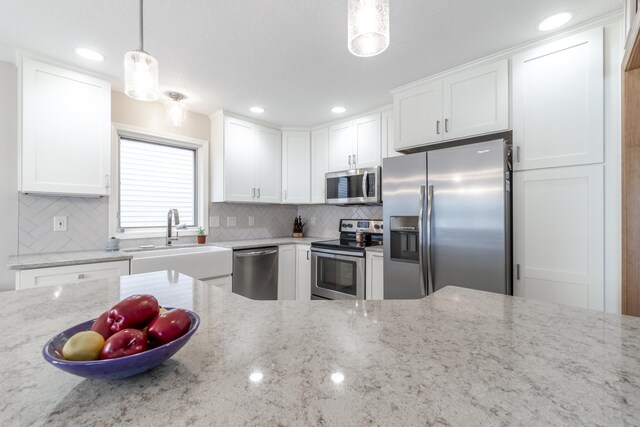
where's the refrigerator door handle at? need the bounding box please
[418,185,427,296]
[426,185,435,295]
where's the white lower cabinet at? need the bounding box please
[277,245,297,300]
[16,261,130,290]
[513,165,604,310]
[366,252,384,300]
[296,245,311,301]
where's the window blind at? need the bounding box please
[119,138,196,229]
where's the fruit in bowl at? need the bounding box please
[43,294,200,380]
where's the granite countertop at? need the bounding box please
[2,271,639,426]
[212,236,327,249]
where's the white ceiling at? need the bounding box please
[0,0,623,127]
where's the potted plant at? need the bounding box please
[196,226,207,244]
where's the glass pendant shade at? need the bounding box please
[124,50,159,101]
[348,0,389,57]
[165,96,188,127]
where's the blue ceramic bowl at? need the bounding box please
[42,308,200,380]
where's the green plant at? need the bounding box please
[196,226,206,236]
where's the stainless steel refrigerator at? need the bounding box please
[383,138,512,299]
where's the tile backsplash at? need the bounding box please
[297,205,383,238]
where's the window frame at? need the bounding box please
[109,123,209,240]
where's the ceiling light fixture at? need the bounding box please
[537,12,574,32]
[165,92,188,127]
[348,0,390,57]
[331,106,346,114]
[75,47,104,61]
[124,0,159,101]
[250,106,265,114]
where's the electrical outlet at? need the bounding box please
[210,216,220,227]
[248,216,254,227]
[227,216,237,227]
[53,216,67,232]
[310,217,317,226]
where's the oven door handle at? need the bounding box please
[311,248,365,258]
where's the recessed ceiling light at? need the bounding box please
[250,106,265,114]
[331,106,346,114]
[75,47,104,61]
[537,12,574,32]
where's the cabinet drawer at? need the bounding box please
[16,261,130,290]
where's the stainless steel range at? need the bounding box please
[310,219,383,300]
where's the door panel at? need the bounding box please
[255,126,282,203]
[328,121,353,172]
[224,118,256,202]
[282,131,310,203]
[394,80,443,150]
[311,128,329,203]
[353,113,381,168]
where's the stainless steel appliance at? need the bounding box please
[311,219,383,300]
[232,247,279,300]
[383,138,512,299]
[325,167,382,205]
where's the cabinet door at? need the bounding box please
[255,125,282,203]
[311,128,329,204]
[224,117,256,202]
[353,113,381,168]
[328,121,354,172]
[382,109,402,159]
[442,59,509,140]
[277,245,297,300]
[512,27,604,170]
[393,80,443,150]
[366,252,384,300]
[16,261,130,290]
[513,165,604,310]
[282,131,311,204]
[296,245,311,301]
[20,57,111,195]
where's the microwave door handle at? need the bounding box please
[362,171,368,198]
[426,185,434,295]
[418,185,426,297]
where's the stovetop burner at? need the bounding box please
[311,219,383,253]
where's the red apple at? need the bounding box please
[147,309,191,347]
[100,329,147,360]
[90,310,113,340]
[107,294,159,333]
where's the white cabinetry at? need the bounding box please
[328,121,353,172]
[328,113,382,172]
[311,128,329,204]
[278,245,297,300]
[381,109,402,159]
[393,59,509,150]
[211,114,281,203]
[296,245,311,301]
[366,251,384,300]
[513,165,604,310]
[282,131,311,204]
[16,261,130,290]
[512,27,604,171]
[20,56,111,195]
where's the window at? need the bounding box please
[109,125,208,239]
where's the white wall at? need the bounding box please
[0,60,18,291]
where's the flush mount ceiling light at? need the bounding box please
[250,106,265,114]
[331,106,346,113]
[75,47,104,61]
[538,12,574,32]
[165,92,188,127]
[348,0,390,57]
[124,0,159,101]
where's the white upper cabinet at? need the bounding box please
[381,109,402,158]
[311,128,329,204]
[353,113,381,169]
[512,27,604,171]
[223,117,256,202]
[20,56,111,195]
[282,131,311,204]
[328,121,353,172]
[255,125,282,203]
[393,59,509,150]
[442,60,509,140]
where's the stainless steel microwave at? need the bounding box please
[325,167,382,205]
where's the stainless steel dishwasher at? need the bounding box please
[232,247,279,300]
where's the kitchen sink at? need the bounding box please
[128,245,232,280]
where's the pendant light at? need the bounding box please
[124,0,159,101]
[165,92,188,127]
[348,0,390,57]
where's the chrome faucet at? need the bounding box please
[166,209,180,246]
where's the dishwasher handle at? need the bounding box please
[235,248,278,257]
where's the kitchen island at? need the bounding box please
[1,272,639,426]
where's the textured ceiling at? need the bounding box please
[0,0,623,126]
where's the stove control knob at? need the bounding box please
[347,224,353,228]
[374,225,380,230]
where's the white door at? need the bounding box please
[353,113,381,168]
[393,79,443,150]
[20,57,111,195]
[442,59,509,140]
[328,121,354,172]
[382,109,402,159]
[278,245,297,300]
[311,128,329,204]
[513,165,604,310]
[282,131,311,204]
[224,117,256,202]
[255,125,282,203]
[512,27,604,171]
[365,252,384,300]
[296,245,311,301]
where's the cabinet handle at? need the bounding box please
[104,174,110,189]
[348,154,352,166]
[436,120,440,135]
[516,146,521,163]
[257,188,261,198]
[516,264,520,281]
[353,154,357,165]
[307,250,310,260]
[444,118,449,133]
[77,273,85,279]
[251,188,256,198]
[284,189,288,200]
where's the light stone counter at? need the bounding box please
[211,236,327,249]
[2,271,640,426]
